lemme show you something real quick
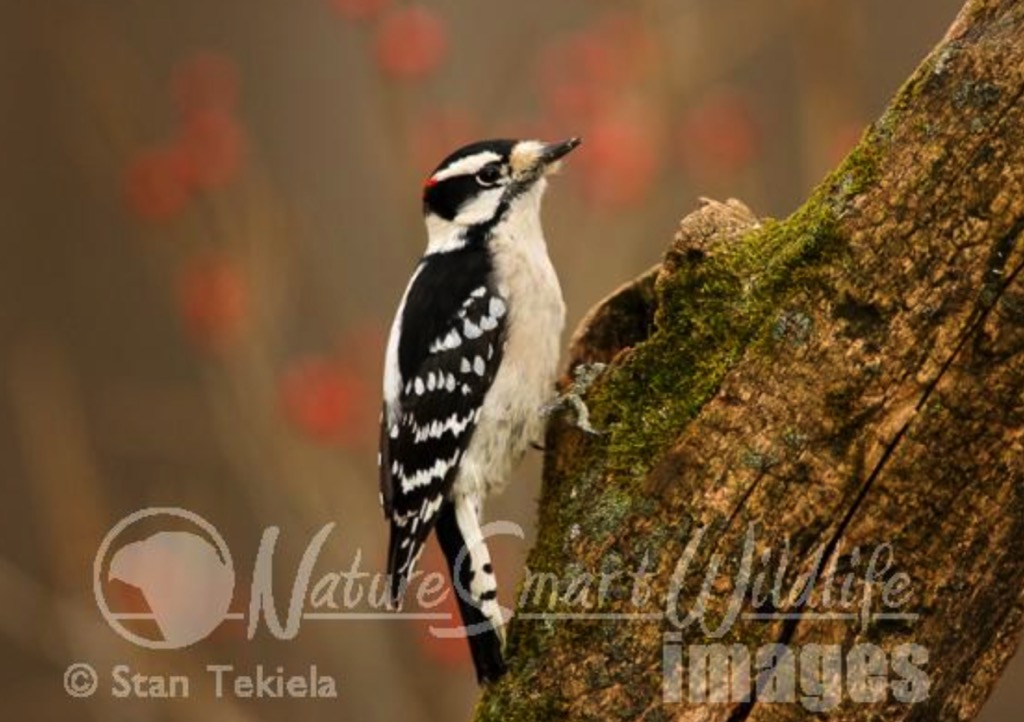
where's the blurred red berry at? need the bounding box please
[537,12,657,129]
[374,6,448,81]
[562,30,619,89]
[576,108,660,209]
[177,253,248,352]
[281,357,368,444]
[677,91,760,180]
[330,0,390,22]
[540,75,609,129]
[537,39,611,127]
[591,11,657,81]
[409,107,481,174]
[172,51,240,117]
[123,145,193,222]
[176,109,247,190]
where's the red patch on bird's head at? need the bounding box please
[422,175,439,199]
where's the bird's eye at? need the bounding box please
[475,165,502,186]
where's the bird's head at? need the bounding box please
[421,137,581,245]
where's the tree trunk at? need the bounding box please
[474,0,1024,720]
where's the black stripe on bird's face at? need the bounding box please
[423,173,485,221]
[422,140,517,222]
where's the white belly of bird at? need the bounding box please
[452,223,565,506]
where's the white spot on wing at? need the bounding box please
[422,495,443,521]
[429,328,462,354]
[410,410,476,442]
[463,319,482,339]
[396,448,464,494]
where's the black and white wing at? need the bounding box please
[379,245,507,607]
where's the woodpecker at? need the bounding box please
[379,137,580,683]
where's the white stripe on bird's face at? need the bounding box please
[430,151,503,183]
[424,186,505,248]
[452,188,504,226]
[425,214,469,254]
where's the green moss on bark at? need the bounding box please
[585,147,881,481]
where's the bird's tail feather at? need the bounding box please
[436,498,507,684]
[386,513,432,610]
[385,528,409,610]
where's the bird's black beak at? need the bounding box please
[539,137,582,165]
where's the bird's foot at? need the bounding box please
[542,362,608,435]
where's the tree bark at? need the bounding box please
[474,0,1024,720]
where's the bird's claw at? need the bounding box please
[543,362,608,435]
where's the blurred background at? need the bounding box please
[2,0,1020,720]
